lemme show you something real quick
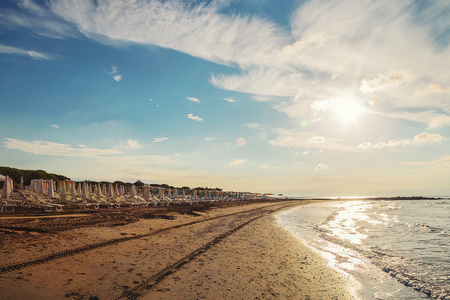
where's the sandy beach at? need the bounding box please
[0,200,355,299]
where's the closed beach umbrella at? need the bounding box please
[96,183,102,197]
[38,178,45,195]
[114,184,120,197]
[70,183,76,196]
[129,185,137,198]
[2,175,11,199]
[20,176,23,190]
[108,183,114,198]
[81,181,88,200]
[60,181,66,195]
[76,183,82,196]
[143,186,150,199]
[47,179,55,198]
[101,184,106,195]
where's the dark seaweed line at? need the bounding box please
[115,205,294,300]
[0,203,292,275]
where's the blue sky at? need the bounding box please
[0,0,449,196]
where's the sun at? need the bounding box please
[333,99,365,124]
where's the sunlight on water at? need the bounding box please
[277,199,449,299]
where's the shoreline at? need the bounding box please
[0,200,355,299]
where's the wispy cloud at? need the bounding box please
[358,132,444,150]
[153,137,169,143]
[242,123,264,129]
[3,138,121,158]
[50,124,59,128]
[186,97,201,104]
[360,70,414,93]
[187,114,203,122]
[226,159,246,167]
[222,97,237,103]
[116,139,141,149]
[204,137,216,141]
[269,128,356,152]
[107,66,122,82]
[0,43,56,60]
[314,163,329,171]
[50,0,286,68]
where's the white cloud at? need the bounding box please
[50,124,59,128]
[50,0,286,68]
[359,132,443,150]
[0,43,56,60]
[259,164,270,169]
[314,163,329,171]
[269,128,356,152]
[148,98,153,101]
[187,114,203,122]
[186,97,201,104]
[97,154,180,166]
[0,3,74,39]
[108,65,122,82]
[204,137,216,141]
[226,159,246,167]
[360,70,414,93]
[117,139,141,149]
[412,132,443,144]
[242,123,263,129]
[3,138,121,158]
[78,144,87,148]
[307,136,325,144]
[413,83,450,97]
[428,115,450,129]
[153,137,169,143]
[357,142,372,150]
[222,97,237,103]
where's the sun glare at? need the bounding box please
[333,99,365,124]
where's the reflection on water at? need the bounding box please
[277,200,449,299]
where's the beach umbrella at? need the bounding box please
[96,183,102,197]
[76,183,82,196]
[81,181,88,200]
[70,183,76,196]
[47,179,55,198]
[93,184,98,194]
[129,185,137,198]
[2,175,11,199]
[101,184,106,195]
[120,185,125,196]
[143,186,151,199]
[174,189,179,199]
[108,183,114,198]
[20,176,23,190]
[114,184,120,197]
[37,178,45,195]
[60,181,66,195]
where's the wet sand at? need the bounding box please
[0,200,355,299]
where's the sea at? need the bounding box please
[276,198,450,300]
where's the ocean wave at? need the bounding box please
[406,222,444,233]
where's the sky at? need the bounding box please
[0,0,449,197]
